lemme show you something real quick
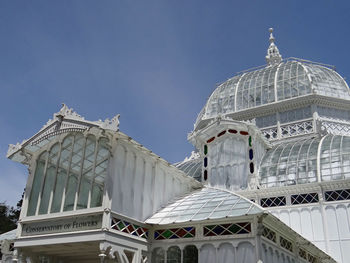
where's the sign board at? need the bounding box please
[22,214,103,236]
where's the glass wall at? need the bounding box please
[279,106,312,124]
[317,106,350,121]
[256,114,277,128]
[27,133,110,216]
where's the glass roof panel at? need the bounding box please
[146,187,263,225]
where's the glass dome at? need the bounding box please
[195,59,350,130]
[259,134,350,188]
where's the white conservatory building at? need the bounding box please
[2,29,350,262]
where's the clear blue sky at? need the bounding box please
[1,0,350,206]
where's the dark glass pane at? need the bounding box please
[250,163,254,173]
[249,149,254,160]
[207,137,215,143]
[204,145,208,155]
[183,245,198,263]
[218,130,226,137]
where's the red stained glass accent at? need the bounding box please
[228,129,237,134]
[111,217,148,239]
[240,131,249,135]
[190,228,196,235]
[155,227,195,240]
[205,231,216,236]
[176,228,187,237]
[218,130,226,137]
[207,137,215,143]
[127,225,135,233]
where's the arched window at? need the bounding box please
[27,133,110,216]
[39,143,60,214]
[27,151,48,216]
[217,243,234,263]
[237,242,255,263]
[91,138,109,207]
[183,245,198,263]
[77,135,96,209]
[200,244,216,263]
[152,248,165,263]
[51,135,73,213]
[167,246,181,263]
[64,133,85,211]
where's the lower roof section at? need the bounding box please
[145,187,263,225]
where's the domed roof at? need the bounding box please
[194,30,350,131]
[176,157,202,182]
[259,134,350,188]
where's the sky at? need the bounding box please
[1,0,350,206]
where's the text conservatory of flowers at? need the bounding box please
[2,29,350,262]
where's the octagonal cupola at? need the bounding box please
[188,117,270,191]
[193,28,350,144]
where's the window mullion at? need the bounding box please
[340,136,344,179]
[329,135,335,180]
[60,135,76,212]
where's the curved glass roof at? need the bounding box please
[146,187,263,225]
[195,59,350,129]
[259,134,350,187]
[175,158,202,182]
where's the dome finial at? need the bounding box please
[269,28,275,43]
[266,28,282,66]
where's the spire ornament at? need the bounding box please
[266,28,282,66]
